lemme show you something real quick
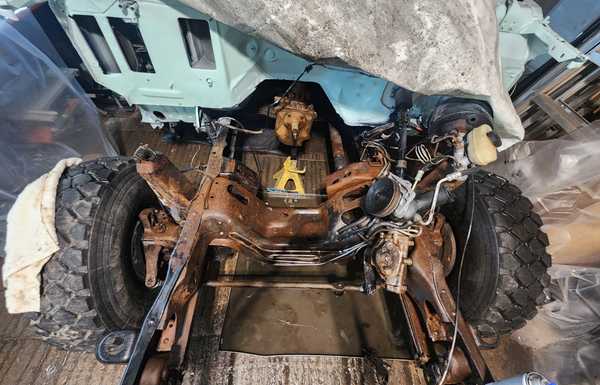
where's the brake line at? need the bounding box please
[437,176,476,385]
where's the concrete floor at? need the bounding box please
[0,121,536,385]
[0,255,429,385]
[0,264,534,385]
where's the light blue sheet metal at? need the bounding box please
[496,0,588,90]
[48,0,396,128]
[43,0,586,131]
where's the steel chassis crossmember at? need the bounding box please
[111,129,491,385]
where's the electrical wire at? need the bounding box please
[180,166,215,181]
[368,225,422,240]
[280,64,314,100]
[215,117,263,135]
[431,134,455,144]
[437,176,476,385]
[252,151,262,177]
[189,147,205,169]
[360,140,394,177]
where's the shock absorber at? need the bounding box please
[395,109,409,177]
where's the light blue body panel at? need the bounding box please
[49,0,396,128]
[44,0,586,130]
[496,0,587,89]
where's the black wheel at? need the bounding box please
[444,172,551,341]
[31,157,159,351]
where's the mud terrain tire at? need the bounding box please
[445,172,552,341]
[30,157,157,351]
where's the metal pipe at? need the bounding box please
[420,170,469,226]
[205,277,364,292]
[329,124,349,170]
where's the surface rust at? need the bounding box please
[445,347,471,384]
[329,124,349,170]
[272,97,317,147]
[135,146,196,222]
[139,208,180,288]
[0,122,531,385]
[130,126,394,382]
[159,135,226,367]
[323,161,382,197]
[399,293,430,364]
[133,131,486,384]
[406,216,487,380]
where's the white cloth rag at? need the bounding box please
[3,158,82,313]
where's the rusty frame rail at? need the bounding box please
[119,132,229,385]
[116,129,492,385]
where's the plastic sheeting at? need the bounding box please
[488,124,600,385]
[486,122,600,200]
[176,0,523,150]
[0,9,115,250]
[518,266,600,385]
[486,122,600,266]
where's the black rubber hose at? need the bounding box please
[413,186,454,213]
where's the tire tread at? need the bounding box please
[470,172,551,338]
[30,157,133,351]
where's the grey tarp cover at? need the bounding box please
[177,0,522,149]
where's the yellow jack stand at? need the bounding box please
[272,156,306,194]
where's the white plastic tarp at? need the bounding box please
[0,10,113,312]
[177,0,523,149]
